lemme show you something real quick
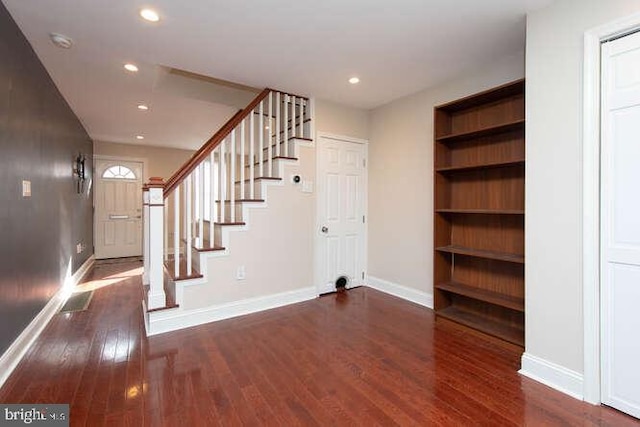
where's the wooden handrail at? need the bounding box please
[164,88,272,197]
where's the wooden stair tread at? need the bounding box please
[246,156,298,167]
[235,177,281,184]
[215,221,246,226]
[216,198,265,203]
[193,244,225,253]
[164,259,203,281]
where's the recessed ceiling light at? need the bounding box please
[50,33,73,49]
[124,63,139,72]
[137,104,149,111]
[136,135,144,140]
[140,8,160,22]
[349,77,360,85]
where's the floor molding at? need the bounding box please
[148,286,317,336]
[0,255,95,389]
[366,276,434,309]
[519,352,584,401]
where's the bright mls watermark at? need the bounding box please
[0,405,68,426]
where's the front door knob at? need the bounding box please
[321,226,328,233]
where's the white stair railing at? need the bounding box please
[143,89,311,310]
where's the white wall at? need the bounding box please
[315,99,370,140]
[183,145,316,307]
[526,0,640,377]
[367,53,525,295]
[94,140,194,180]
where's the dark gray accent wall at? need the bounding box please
[0,3,93,355]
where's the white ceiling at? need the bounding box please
[3,0,553,150]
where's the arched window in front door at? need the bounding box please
[102,165,136,179]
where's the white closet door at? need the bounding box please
[601,31,640,419]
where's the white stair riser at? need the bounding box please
[261,141,296,159]
[216,203,244,222]
[233,181,265,199]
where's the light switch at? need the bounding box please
[22,180,31,197]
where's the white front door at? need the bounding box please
[94,159,144,259]
[316,135,367,295]
[601,31,640,419]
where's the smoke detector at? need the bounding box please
[50,33,73,49]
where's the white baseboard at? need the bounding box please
[519,352,584,400]
[148,286,317,336]
[366,276,433,309]
[0,255,95,389]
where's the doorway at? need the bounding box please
[315,134,368,295]
[94,158,144,259]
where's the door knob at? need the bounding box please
[321,226,328,233]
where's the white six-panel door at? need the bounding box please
[601,31,640,419]
[316,135,367,295]
[94,159,144,259]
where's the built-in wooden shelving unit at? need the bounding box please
[434,79,525,348]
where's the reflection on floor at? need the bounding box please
[1,259,638,426]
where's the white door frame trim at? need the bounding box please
[583,12,640,405]
[314,132,369,296]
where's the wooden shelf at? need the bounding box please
[435,159,524,173]
[437,306,524,346]
[434,79,525,348]
[436,281,524,312]
[436,120,524,143]
[435,245,524,264]
[435,209,524,215]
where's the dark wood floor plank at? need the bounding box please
[1,259,639,427]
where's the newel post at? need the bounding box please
[142,185,150,285]
[146,177,166,309]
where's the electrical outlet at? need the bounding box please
[236,265,246,280]
[76,243,82,254]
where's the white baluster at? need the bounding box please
[301,98,310,138]
[230,129,236,222]
[283,94,289,158]
[198,163,204,248]
[186,174,192,275]
[259,98,265,178]
[290,95,296,155]
[210,150,216,248]
[240,119,246,200]
[174,186,180,277]
[275,91,281,157]
[250,109,255,199]
[220,138,226,223]
[164,202,169,261]
[268,92,273,177]
[296,96,301,138]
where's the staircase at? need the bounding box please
[142,89,315,335]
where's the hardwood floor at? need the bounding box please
[1,259,638,426]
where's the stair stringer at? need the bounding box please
[147,138,316,336]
